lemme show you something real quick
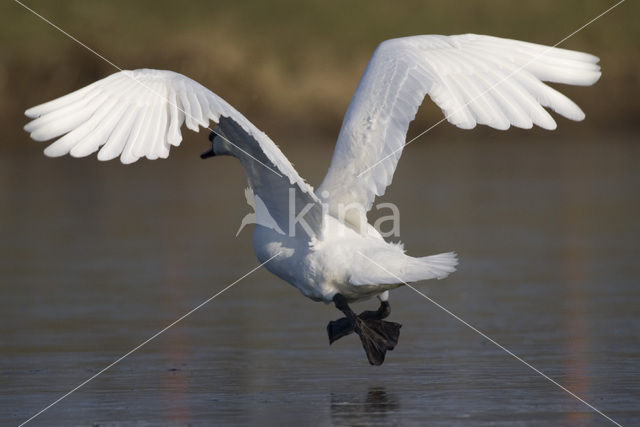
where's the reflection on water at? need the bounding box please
[561,170,590,427]
[331,386,399,426]
[1,134,639,425]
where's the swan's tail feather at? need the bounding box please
[417,251,458,280]
[351,250,458,286]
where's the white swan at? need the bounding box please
[23,34,601,365]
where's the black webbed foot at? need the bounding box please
[327,295,401,365]
[327,317,353,344]
[354,317,402,365]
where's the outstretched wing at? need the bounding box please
[24,69,323,238]
[317,34,601,229]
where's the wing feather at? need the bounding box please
[43,91,116,157]
[26,86,102,138]
[69,96,123,158]
[166,86,183,146]
[24,73,121,119]
[188,90,206,127]
[317,34,600,228]
[146,99,165,160]
[120,106,147,164]
[24,68,323,237]
[134,102,157,159]
[196,91,212,122]
[97,103,138,161]
[490,69,536,129]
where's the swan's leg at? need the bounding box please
[326,294,356,344]
[327,294,401,365]
[328,293,391,343]
[359,292,391,320]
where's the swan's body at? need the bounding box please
[254,215,457,303]
[24,34,601,364]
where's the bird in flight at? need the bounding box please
[24,34,600,365]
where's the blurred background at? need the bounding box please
[1,0,639,140]
[1,1,639,426]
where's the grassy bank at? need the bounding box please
[2,0,638,144]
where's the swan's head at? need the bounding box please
[201,129,234,159]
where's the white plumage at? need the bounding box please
[24,34,601,305]
[317,34,601,228]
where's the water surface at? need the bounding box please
[2,133,639,426]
